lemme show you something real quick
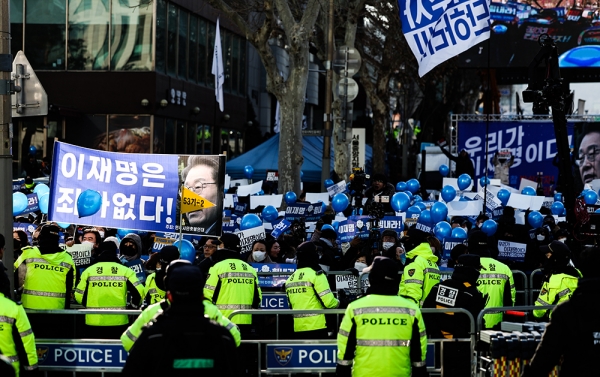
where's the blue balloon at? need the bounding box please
[433,221,452,240]
[527,211,544,229]
[413,195,423,203]
[406,205,422,219]
[583,189,598,205]
[554,193,563,203]
[29,145,36,155]
[77,189,102,218]
[173,239,196,263]
[451,227,467,239]
[321,224,335,232]
[284,191,297,205]
[420,209,432,225]
[396,182,407,192]
[481,219,498,236]
[38,192,49,214]
[441,185,457,202]
[415,202,427,211]
[240,214,263,230]
[457,174,472,191]
[551,202,565,216]
[332,221,339,231]
[300,171,304,181]
[57,222,71,229]
[12,192,28,216]
[261,205,279,223]
[324,179,334,188]
[33,183,50,196]
[521,186,536,196]
[332,193,349,213]
[405,191,413,201]
[439,164,449,177]
[431,202,448,224]
[497,189,511,206]
[391,192,410,212]
[243,165,254,179]
[406,179,421,194]
[480,177,490,187]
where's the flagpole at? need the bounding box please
[483,31,491,216]
[212,17,224,154]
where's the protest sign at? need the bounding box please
[497,240,527,262]
[327,181,347,197]
[271,218,292,239]
[21,194,40,215]
[48,142,225,236]
[151,236,176,253]
[236,181,263,196]
[13,222,38,244]
[306,192,330,206]
[66,244,93,268]
[336,216,372,242]
[251,263,296,287]
[236,226,266,253]
[442,237,467,260]
[447,200,483,217]
[284,202,325,222]
[250,194,283,209]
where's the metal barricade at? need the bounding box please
[229,307,477,376]
[476,305,555,377]
[528,269,544,305]
[510,270,529,306]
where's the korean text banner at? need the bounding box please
[458,121,574,193]
[49,142,225,236]
[399,0,491,77]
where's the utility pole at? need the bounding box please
[321,0,334,191]
[0,0,14,297]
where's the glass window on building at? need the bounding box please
[107,115,152,153]
[176,121,186,152]
[10,0,23,58]
[66,115,107,150]
[155,0,166,73]
[25,0,66,70]
[196,125,212,154]
[154,117,165,153]
[198,19,207,85]
[165,118,175,153]
[68,0,110,70]
[239,39,247,95]
[206,21,215,89]
[189,16,198,82]
[186,121,196,154]
[111,0,153,71]
[178,9,188,79]
[167,3,178,76]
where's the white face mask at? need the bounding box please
[462,227,468,232]
[382,242,395,250]
[354,262,368,272]
[558,238,566,243]
[82,240,94,246]
[536,235,545,241]
[253,251,266,262]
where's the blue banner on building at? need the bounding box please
[458,121,574,192]
[36,341,126,370]
[251,263,295,287]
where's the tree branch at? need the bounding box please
[299,0,322,33]
[273,0,296,32]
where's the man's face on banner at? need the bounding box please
[184,163,219,229]
[578,131,600,184]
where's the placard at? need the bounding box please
[251,263,296,287]
[236,226,266,253]
[497,240,527,262]
[326,181,347,197]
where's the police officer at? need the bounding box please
[533,241,581,320]
[337,257,428,377]
[423,254,486,375]
[14,224,76,311]
[122,263,238,377]
[0,270,38,376]
[285,242,339,339]
[144,245,180,305]
[468,230,515,329]
[203,241,262,329]
[121,260,240,351]
[398,228,441,307]
[74,241,145,338]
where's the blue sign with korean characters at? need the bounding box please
[21,193,40,215]
[266,343,435,371]
[36,340,127,371]
[251,263,296,288]
[48,142,226,236]
[285,202,325,222]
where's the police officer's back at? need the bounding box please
[398,228,441,307]
[285,242,339,339]
[468,230,515,329]
[533,241,581,320]
[122,263,237,377]
[337,257,429,377]
[423,254,486,375]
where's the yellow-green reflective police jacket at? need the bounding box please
[337,294,427,376]
[533,271,580,319]
[14,246,76,309]
[285,267,339,332]
[477,257,515,329]
[0,293,38,376]
[144,272,165,305]
[120,299,241,351]
[74,262,144,326]
[399,243,440,307]
[203,258,262,324]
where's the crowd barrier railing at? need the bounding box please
[528,269,544,305]
[229,307,477,376]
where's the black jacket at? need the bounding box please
[439,147,475,178]
[522,277,600,377]
[122,302,238,377]
[422,267,486,339]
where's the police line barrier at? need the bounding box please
[528,269,544,306]
[511,270,529,306]
[229,308,477,376]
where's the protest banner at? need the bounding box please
[251,263,296,287]
[326,181,346,197]
[284,202,325,222]
[497,240,527,262]
[21,193,40,215]
[13,222,38,244]
[271,218,292,239]
[236,226,266,253]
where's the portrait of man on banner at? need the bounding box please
[179,155,226,236]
